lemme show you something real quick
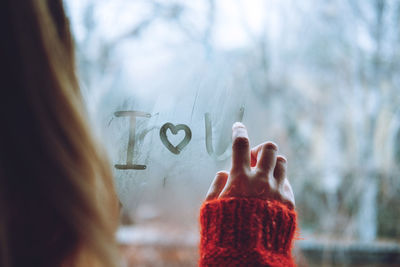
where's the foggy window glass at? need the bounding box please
[66,0,400,266]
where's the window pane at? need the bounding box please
[66,0,400,266]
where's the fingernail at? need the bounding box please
[232,123,248,139]
[265,142,278,151]
[232,122,245,129]
[277,156,286,163]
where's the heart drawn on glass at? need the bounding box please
[159,123,192,155]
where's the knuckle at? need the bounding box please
[258,178,270,188]
[256,167,268,176]
[266,175,278,188]
[283,183,292,194]
[231,169,248,180]
[206,193,217,201]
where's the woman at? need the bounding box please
[0,1,297,266]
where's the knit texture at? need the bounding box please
[199,198,297,267]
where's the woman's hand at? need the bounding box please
[205,122,295,207]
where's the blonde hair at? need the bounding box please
[0,1,119,266]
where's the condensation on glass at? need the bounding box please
[66,0,400,265]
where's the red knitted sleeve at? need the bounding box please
[199,198,297,267]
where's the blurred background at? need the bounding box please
[65,0,400,266]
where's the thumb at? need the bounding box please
[205,171,229,201]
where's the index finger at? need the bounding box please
[231,122,250,172]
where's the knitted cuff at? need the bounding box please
[200,198,297,255]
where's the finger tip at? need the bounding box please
[265,142,278,151]
[232,123,249,140]
[232,122,245,129]
[277,155,287,163]
[216,171,229,178]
